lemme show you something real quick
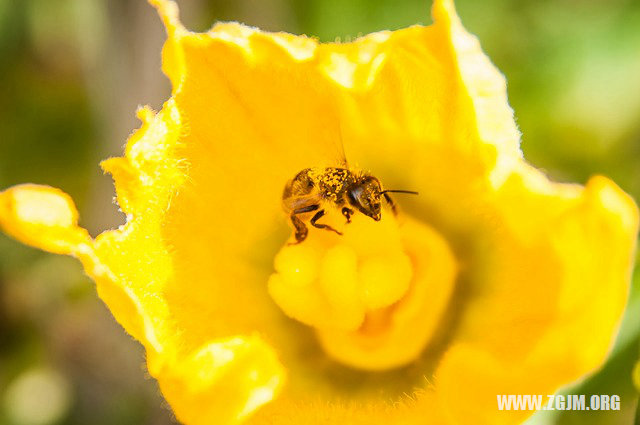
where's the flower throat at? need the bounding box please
[269,167,456,370]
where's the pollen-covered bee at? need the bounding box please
[282,167,417,244]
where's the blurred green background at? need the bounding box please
[0,0,639,424]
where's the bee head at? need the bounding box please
[348,175,383,221]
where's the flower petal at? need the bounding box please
[0,184,91,255]
[156,336,285,425]
[99,101,288,422]
[1,99,287,423]
[435,174,638,424]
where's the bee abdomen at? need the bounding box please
[283,168,315,199]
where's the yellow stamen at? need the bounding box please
[268,209,457,370]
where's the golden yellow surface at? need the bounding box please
[0,0,638,424]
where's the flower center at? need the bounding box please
[268,208,457,370]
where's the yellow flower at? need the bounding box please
[1,0,638,424]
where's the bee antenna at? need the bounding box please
[380,189,419,195]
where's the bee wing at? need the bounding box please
[305,113,348,168]
[282,192,324,213]
[331,120,349,168]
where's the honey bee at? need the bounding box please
[282,167,417,244]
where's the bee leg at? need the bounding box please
[289,214,308,245]
[288,204,320,245]
[310,210,343,236]
[341,207,354,224]
[383,193,398,216]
